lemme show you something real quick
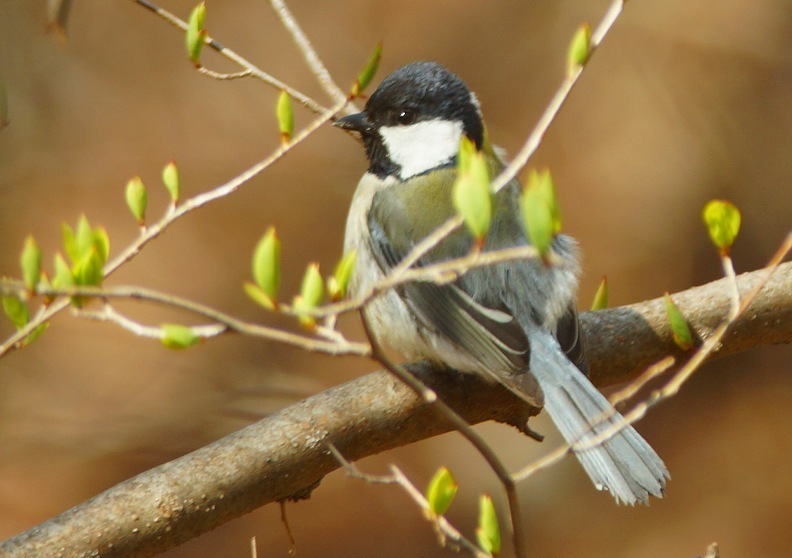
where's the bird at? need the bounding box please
[334,61,669,505]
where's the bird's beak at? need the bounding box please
[333,112,372,135]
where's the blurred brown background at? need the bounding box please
[1,1,791,556]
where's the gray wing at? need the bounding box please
[368,214,530,376]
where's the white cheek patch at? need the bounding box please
[379,119,463,180]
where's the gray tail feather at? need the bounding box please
[525,328,669,505]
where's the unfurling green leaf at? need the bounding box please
[62,214,109,280]
[162,160,180,204]
[59,216,109,303]
[63,214,95,265]
[52,253,74,290]
[453,136,492,242]
[186,2,207,65]
[426,466,458,517]
[161,323,200,350]
[665,292,694,351]
[590,275,609,310]
[294,263,324,329]
[567,22,592,77]
[702,199,741,256]
[93,226,110,266]
[476,494,501,557]
[351,42,382,98]
[20,235,42,292]
[251,227,280,308]
[2,295,29,329]
[62,223,77,265]
[1,292,47,344]
[125,176,148,225]
[20,322,49,347]
[521,168,561,260]
[244,282,276,311]
[276,90,294,146]
[327,250,357,301]
[73,247,104,287]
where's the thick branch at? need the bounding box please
[1,263,790,558]
[584,261,792,386]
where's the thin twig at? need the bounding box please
[269,0,356,112]
[388,466,490,558]
[279,501,297,555]
[78,303,219,340]
[360,312,528,558]
[197,67,252,81]
[328,442,395,484]
[309,242,562,321]
[13,284,370,357]
[720,254,740,319]
[490,0,625,195]
[607,355,675,407]
[327,444,489,558]
[132,0,327,113]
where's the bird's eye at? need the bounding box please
[397,109,417,125]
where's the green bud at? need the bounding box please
[93,226,110,266]
[351,42,382,98]
[244,282,276,311]
[276,90,294,146]
[73,246,104,287]
[521,169,561,259]
[567,22,592,77]
[62,222,77,265]
[21,322,49,347]
[665,292,693,351]
[294,263,324,329]
[425,466,458,517]
[590,275,609,310]
[303,265,327,305]
[52,252,75,290]
[327,250,357,301]
[453,136,492,242]
[125,176,148,225]
[702,199,740,256]
[63,215,94,265]
[2,295,29,329]
[251,227,281,307]
[186,2,207,65]
[161,323,200,350]
[20,235,42,293]
[476,494,501,557]
[162,160,180,204]
[539,169,561,234]
[62,216,108,288]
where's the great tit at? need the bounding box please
[335,61,668,505]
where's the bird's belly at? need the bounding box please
[343,175,487,374]
[350,249,486,374]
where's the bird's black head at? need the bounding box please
[335,61,484,181]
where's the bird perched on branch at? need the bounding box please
[336,61,668,505]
